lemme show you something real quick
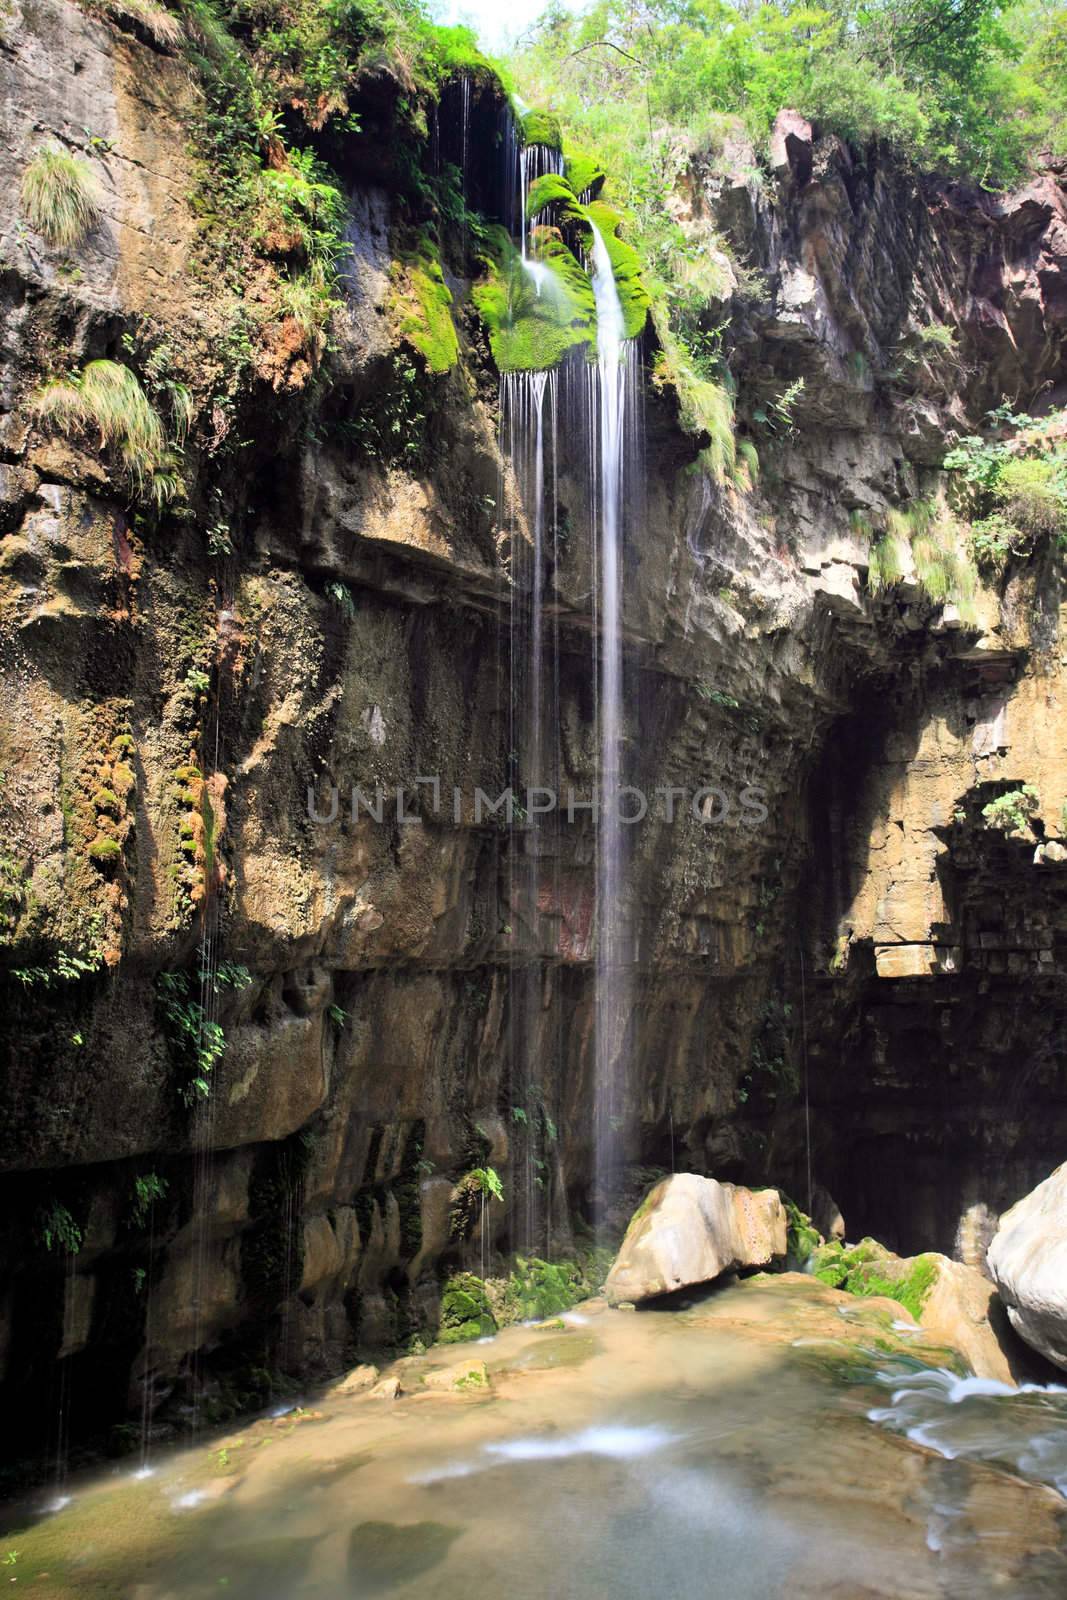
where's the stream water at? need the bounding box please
[9,1276,1067,1598]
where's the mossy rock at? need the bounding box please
[519,108,562,151]
[564,149,606,200]
[811,1238,939,1322]
[525,171,584,225]
[473,227,596,372]
[390,234,458,375]
[439,1272,496,1343]
[504,1255,586,1322]
[583,201,651,340]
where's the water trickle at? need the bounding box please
[500,365,560,1253]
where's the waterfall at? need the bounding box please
[496,127,642,1238]
[500,366,559,1253]
[519,142,564,261]
[587,219,633,1223]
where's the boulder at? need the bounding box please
[988,1163,1067,1371]
[335,1362,379,1395]
[918,1257,1022,1384]
[604,1174,787,1305]
[813,1237,1025,1382]
[423,1358,490,1393]
[811,1185,846,1243]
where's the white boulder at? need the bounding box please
[604,1173,787,1305]
[988,1163,1067,1371]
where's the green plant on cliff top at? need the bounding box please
[981,783,1039,834]
[20,145,101,249]
[33,360,183,506]
[945,406,1067,567]
[467,1166,504,1202]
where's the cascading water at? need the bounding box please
[587,219,639,1226]
[498,104,642,1232]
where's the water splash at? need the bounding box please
[868,1361,1067,1497]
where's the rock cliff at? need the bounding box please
[1,0,1065,1465]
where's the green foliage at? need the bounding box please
[11,948,100,987]
[980,783,1039,833]
[564,148,606,198]
[88,837,122,864]
[130,1172,168,1228]
[20,144,101,249]
[506,0,1060,186]
[38,1203,82,1256]
[503,1256,587,1321]
[782,1198,820,1266]
[157,968,227,1105]
[33,359,183,507]
[945,406,1067,567]
[467,1166,504,1202]
[865,498,979,616]
[346,353,428,465]
[520,107,563,149]
[653,315,736,481]
[474,225,598,372]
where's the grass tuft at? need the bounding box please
[20,145,101,250]
[33,359,182,504]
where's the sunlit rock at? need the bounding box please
[604,1174,787,1304]
[988,1163,1067,1371]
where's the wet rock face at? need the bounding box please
[1,0,1066,1458]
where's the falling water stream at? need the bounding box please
[587,219,630,1223]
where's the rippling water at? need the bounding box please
[7,1276,1067,1599]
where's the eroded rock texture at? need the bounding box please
[1,7,1066,1458]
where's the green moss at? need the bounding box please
[811,1238,939,1322]
[782,1197,820,1267]
[439,1272,496,1343]
[503,1256,586,1321]
[564,149,606,199]
[88,837,121,863]
[519,108,563,150]
[473,227,596,372]
[583,201,651,340]
[390,235,458,375]
[525,171,584,224]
